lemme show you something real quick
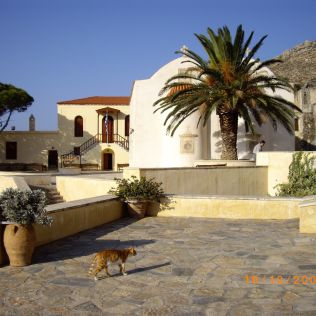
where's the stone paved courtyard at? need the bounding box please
[1,217,316,315]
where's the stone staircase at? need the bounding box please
[30,185,65,205]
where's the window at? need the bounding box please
[6,142,17,160]
[125,115,130,136]
[74,116,83,137]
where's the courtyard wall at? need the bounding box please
[123,166,268,196]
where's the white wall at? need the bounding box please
[129,57,296,166]
[129,57,204,168]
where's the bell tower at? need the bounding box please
[29,114,35,131]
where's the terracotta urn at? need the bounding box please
[126,200,148,219]
[3,224,36,266]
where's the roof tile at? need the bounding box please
[58,96,130,105]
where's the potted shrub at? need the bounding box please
[109,176,165,219]
[0,188,52,266]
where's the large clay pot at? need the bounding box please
[3,224,36,267]
[126,200,148,219]
[0,224,9,266]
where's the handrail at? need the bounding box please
[61,133,129,167]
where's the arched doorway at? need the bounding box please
[103,150,114,170]
[102,115,114,143]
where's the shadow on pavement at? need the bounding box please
[33,218,156,263]
[96,262,171,279]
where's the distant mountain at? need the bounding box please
[269,40,316,86]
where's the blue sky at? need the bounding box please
[1,0,315,131]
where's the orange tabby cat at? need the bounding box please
[88,247,137,280]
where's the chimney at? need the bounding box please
[29,114,35,131]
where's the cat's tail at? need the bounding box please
[88,255,97,275]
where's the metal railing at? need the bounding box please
[60,133,129,167]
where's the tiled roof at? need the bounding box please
[57,96,130,105]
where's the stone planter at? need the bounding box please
[3,223,36,267]
[126,200,149,219]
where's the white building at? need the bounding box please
[129,56,295,168]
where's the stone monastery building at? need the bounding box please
[1,41,315,170]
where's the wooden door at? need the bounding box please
[102,116,114,143]
[48,150,58,169]
[103,153,113,170]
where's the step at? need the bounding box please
[30,185,65,205]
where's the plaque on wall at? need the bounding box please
[179,132,198,154]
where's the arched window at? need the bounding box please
[125,115,130,137]
[74,116,83,137]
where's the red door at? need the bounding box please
[102,116,114,143]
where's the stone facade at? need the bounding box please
[269,41,316,150]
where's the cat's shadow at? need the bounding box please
[96,261,171,279]
[33,218,156,263]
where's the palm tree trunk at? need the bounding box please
[219,111,238,160]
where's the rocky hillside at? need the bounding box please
[269,40,316,86]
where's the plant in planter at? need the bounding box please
[109,176,165,219]
[0,188,52,266]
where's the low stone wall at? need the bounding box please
[300,198,316,233]
[0,195,124,265]
[56,176,117,201]
[35,196,124,246]
[124,166,268,196]
[156,195,302,220]
[194,159,255,167]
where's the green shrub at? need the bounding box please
[109,176,165,202]
[0,188,52,225]
[276,152,316,197]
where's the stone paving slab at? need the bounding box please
[1,217,316,315]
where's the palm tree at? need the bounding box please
[153,25,301,160]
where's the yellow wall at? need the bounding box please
[300,199,316,233]
[124,166,268,196]
[0,176,30,193]
[154,195,301,219]
[56,176,117,201]
[35,196,123,246]
[57,104,129,138]
[0,131,59,166]
[257,151,316,196]
[57,104,130,170]
[0,103,130,170]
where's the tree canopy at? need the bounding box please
[0,83,34,132]
[154,25,301,159]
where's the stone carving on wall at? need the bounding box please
[180,132,198,154]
